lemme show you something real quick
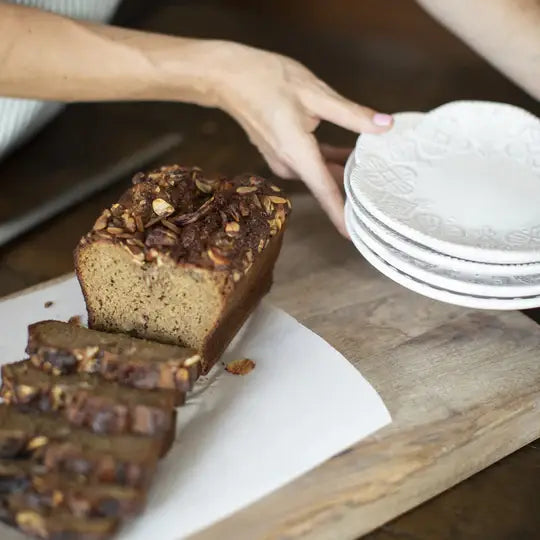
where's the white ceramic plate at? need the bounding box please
[344,204,540,310]
[344,153,540,276]
[350,102,540,264]
[346,202,540,298]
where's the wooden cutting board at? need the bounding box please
[1,194,538,540]
[193,194,540,540]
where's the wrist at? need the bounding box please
[149,38,244,108]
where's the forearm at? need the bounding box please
[417,0,540,99]
[0,3,226,105]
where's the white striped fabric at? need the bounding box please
[0,0,122,161]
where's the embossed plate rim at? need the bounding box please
[346,201,540,298]
[350,102,540,264]
[345,203,540,310]
[344,153,540,276]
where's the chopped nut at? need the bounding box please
[269,195,288,204]
[52,490,64,507]
[110,203,124,217]
[244,262,253,274]
[132,171,146,184]
[27,436,49,451]
[195,178,214,193]
[16,510,47,537]
[245,249,254,263]
[68,315,82,326]
[123,216,137,233]
[15,384,38,402]
[184,355,201,368]
[239,199,250,217]
[261,196,274,215]
[225,222,240,235]
[225,358,256,375]
[172,196,215,225]
[270,184,281,192]
[236,186,257,194]
[93,211,110,231]
[152,198,175,217]
[229,207,241,222]
[44,301,54,308]
[232,271,243,282]
[175,368,190,388]
[252,194,262,209]
[161,219,182,235]
[51,386,66,409]
[146,227,177,247]
[268,219,279,236]
[207,247,230,267]
[135,214,145,232]
[257,239,265,253]
[106,227,125,235]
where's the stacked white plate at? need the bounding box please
[344,101,540,310]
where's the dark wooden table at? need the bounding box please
[0,1,538,538]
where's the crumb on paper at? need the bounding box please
[44,301,54,308]
[225,358,256,376]
[68,315,82,326]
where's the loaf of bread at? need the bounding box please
[27,320,200,401]
[0,405,164,487]
[1,360,177,436]
[0,459,145,519]
[75,165,290,373]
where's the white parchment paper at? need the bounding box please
[0,276,391,539]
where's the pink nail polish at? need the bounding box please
[373,113,393,127]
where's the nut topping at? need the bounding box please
[16,511,47,537]
[269,195,288,204]
[236,186,257,194]
[84,165,290,276]
[27,436,49,451]
[207,247,230,267]
[225,222,240,235]
[15,384,38,402]
[195,178,214,193]
[152,198,175,217]
[93,211,110,231]
[261,196,274,215]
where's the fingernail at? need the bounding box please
[373,113,393,127]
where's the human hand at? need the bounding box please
[212,43,393,236]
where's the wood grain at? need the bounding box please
[189,195,540,540]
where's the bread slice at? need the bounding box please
[0,459,145,518]
[27,320,200,401]
[75,165,290,373]
[0,405,163,487]
[0,501,118,540]
[1,360,177,436]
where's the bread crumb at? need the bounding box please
[225,358,256,376]
[44,301,54,308]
